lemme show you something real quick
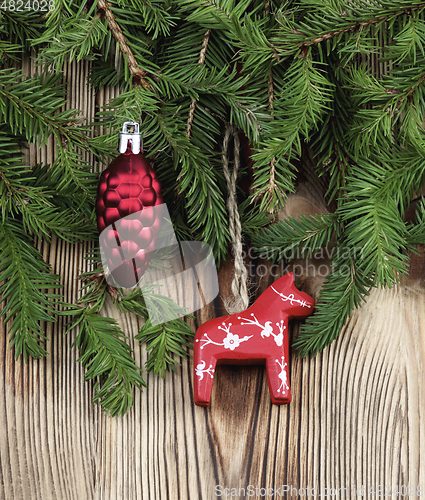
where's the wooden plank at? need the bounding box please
[1,57,425,500]
[2,276,425,498]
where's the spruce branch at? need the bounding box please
[4,0,425,379]
[347,63,425,153]
[0,71,103,179]
[113,281,196,376]
[252,213,339,262]
[136,317,194,377]
[1,9,44,48]
[297,14,401,51]
[262,69,280,214]
[34,10,109,70]
[0,131,96,241]
[0,40,23,61]
[232,1,425,66]
[310,57,354,203]
[374,147,425,212]
[406,198,425,245]
[153,102,230,260]
[62,266,145,417]
[293,254,375,358]
[238,197,271,238]
[178,0,236,30]
[340,193,409,287]
[67,307,146,417]
[0,219,61,361]
[64,255,196,412]
[186,28,211,138]
[384,15,425,64]
[0,70,79,144]
[250,53,333,212]
[276,1,425,54]
[97,0,152,89]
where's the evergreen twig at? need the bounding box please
[62,268,146,417]
[97,0,153,89]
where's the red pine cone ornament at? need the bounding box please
[96,122,163,288]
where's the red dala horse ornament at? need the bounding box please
[193,273,315,406]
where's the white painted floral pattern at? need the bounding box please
[195,360,214,380]
[238,313,286,347]
[223,332,241,350]
[273,321,286,347]
[196,322,253,350]
[271,286,311,309]
[276,356,289,393]
[238,313,273,338]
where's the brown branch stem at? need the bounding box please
[298,4,425,51]
[97,0,152,90]
[407,73,425,99]
[186,29,211,138]
[266,70,278,211]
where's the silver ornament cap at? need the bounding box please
[119,121,142,154]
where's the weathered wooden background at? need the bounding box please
[0,56,424,500]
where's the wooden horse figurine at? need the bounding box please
[193,272,315,407]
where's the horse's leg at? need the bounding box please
[265,355,291,404]
[194,351,217,407]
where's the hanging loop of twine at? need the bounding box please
[222,123,250,314]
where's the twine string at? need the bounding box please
[222,124,250,314]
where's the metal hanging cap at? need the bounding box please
[118,121,142,154]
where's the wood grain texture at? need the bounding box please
[1,58,425,500]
